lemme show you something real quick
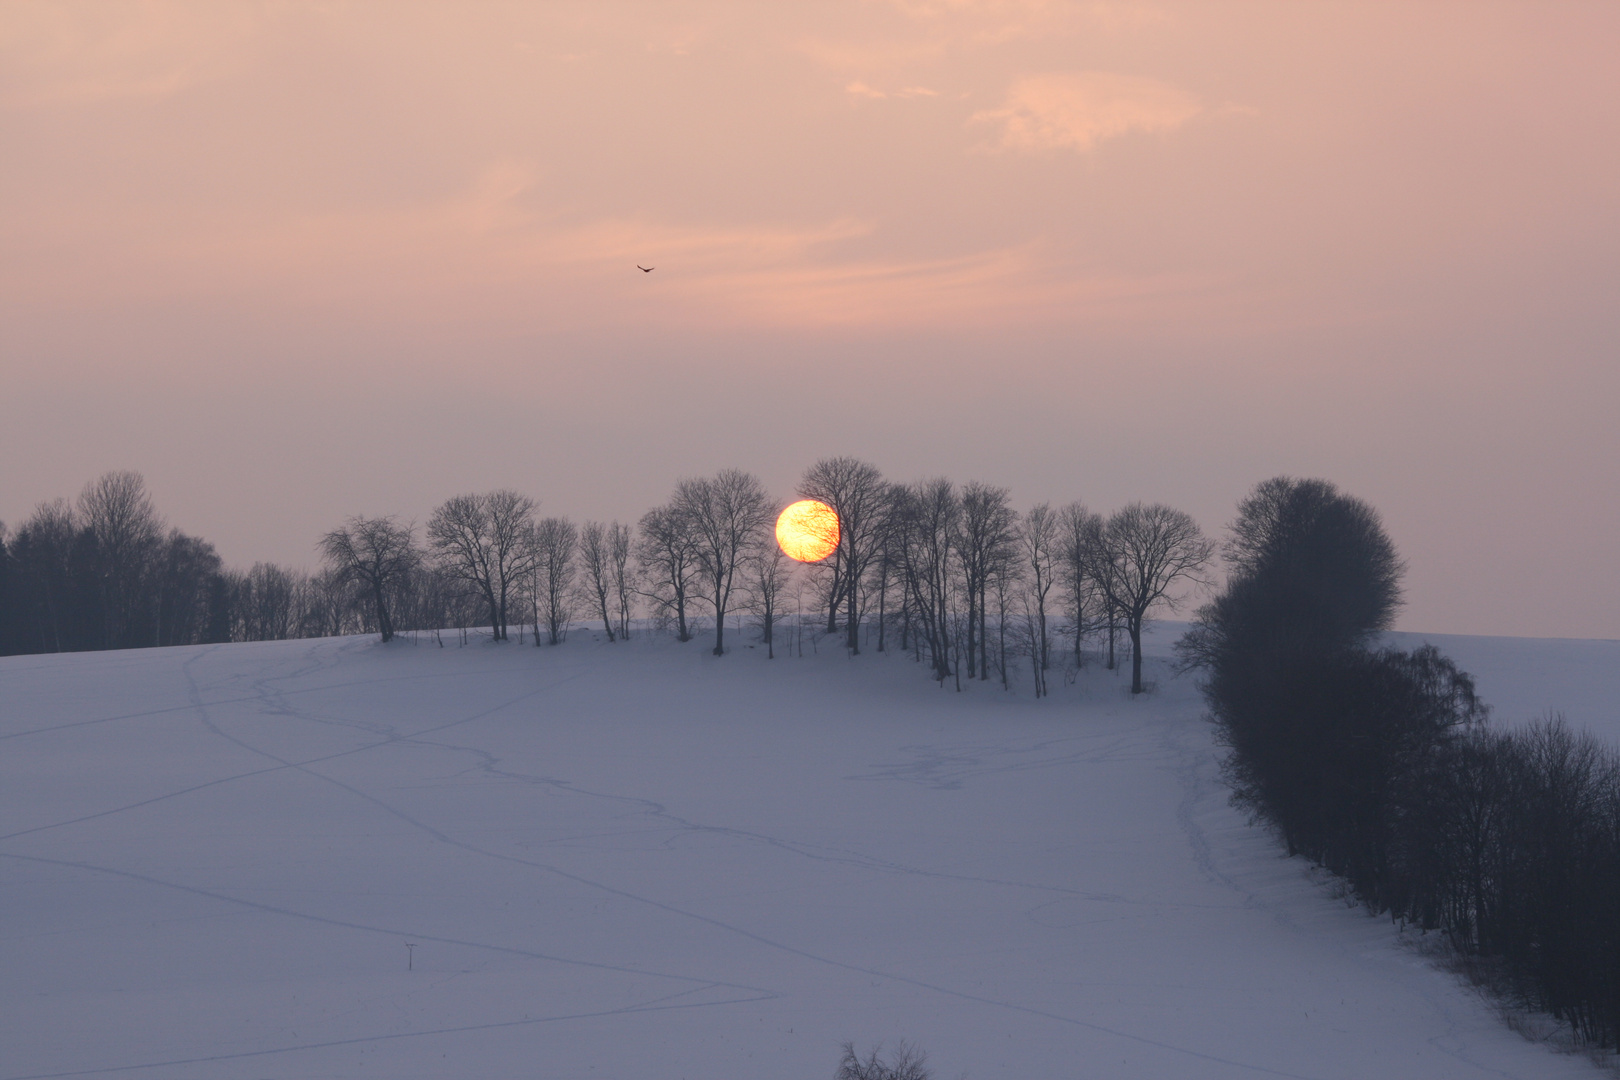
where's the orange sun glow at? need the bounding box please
[776,499,839,563]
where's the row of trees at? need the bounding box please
[355,458,1215,691]
[3,463,1216,692]
[793,459,1213,693]
[1184,477,1620,1049]
[0,472,487,655]
[0,472,234,654]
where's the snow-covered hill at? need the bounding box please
[1,626,1612,1079]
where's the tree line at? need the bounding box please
[10,467,1616,1045]
[1,462,1217,691]
[1182,476,1620,1050]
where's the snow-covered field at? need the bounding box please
[2,624,1615,1080]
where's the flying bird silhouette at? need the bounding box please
[637,265,654,273]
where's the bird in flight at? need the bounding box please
[637,265,655,273]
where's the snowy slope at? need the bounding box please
[1,626,1612,1080]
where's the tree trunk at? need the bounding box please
[844,570,860,654]
[713,584,727,656]
[1129,616,1144,694]
[825,548,842,634]
[483,585,501,641]
[374,583,394,642]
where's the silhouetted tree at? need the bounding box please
[6,500,80,652]
[608,521,634,640]
[1056,502,1103,667]
[835,1041,931,1080]
[637,502,701,641]
[893,480,959,684]
[532,516,577,645]
[1181,476,1405,674]
[956,482,1017,680]
[1099,503,1214,694]
[152,530,226,646]
[745,538,791,659]
[318,516,419,643]
[79,471,164,648]
[578,521,618,641]
[427,490,536,641]
[799,457,888,653]
[1020,502,1059,676]
[675,469,772,656]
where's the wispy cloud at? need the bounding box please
[844,81,941,100]
[971,72,1201,152]
[0,3,258,108]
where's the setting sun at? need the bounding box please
[776,499,839,562]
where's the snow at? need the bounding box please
[1385,630,1620,744]
[1,623,1613,1080]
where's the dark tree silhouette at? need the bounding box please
[1182,476,1404,672]
[79,471,164,648]
[956,482,1017,680]
[531,516,577,645]
[675,469,772,656]
[578,521,618,641]
[1098,502,1214,693]
[637,502,701,641]
[427,490,536,641]
[1056,502,1103,666]
[743,536,792,659]
[892,479,959,684]
[798,457,888,653]
[1019,502,1059,676]
[318,516,419,643]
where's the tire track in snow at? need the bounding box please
[407,727,1242,912]
[0,945,766,1080]
[0,849,773,1004]
[1159,713,1563,1080]
[156,642,1336,1080]
[0,649,590,842]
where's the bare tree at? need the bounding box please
[531,516,578,645]
[426,490,536,641]
[318,516,419,643]
[577,521,617,641]
[675,469,772,656]
[8,500,79,652]
[744,539,792,659]
[956,482,1018,680]
[237,562,301,641]
[1020,502,1060,675]
[1100,503,1216,694]
[835,1041,931,1080]
[79,471,164,647]
[395,564,482,641]
[636,502,701,641]
[798,457,889,653]
[989,552,1021,690]
[893,479,959,684]
[1057,502,1104,667]
[608,521,634,640]
[151,530,225,647]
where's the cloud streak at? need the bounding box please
[972,72,1201,152]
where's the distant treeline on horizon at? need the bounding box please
[0,462,1215,694]
[8,466,1619,1052]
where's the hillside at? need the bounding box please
[1,625,1612,1080]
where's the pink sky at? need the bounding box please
[3,1,1617,638]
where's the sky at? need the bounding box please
[2,1,1617,639]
